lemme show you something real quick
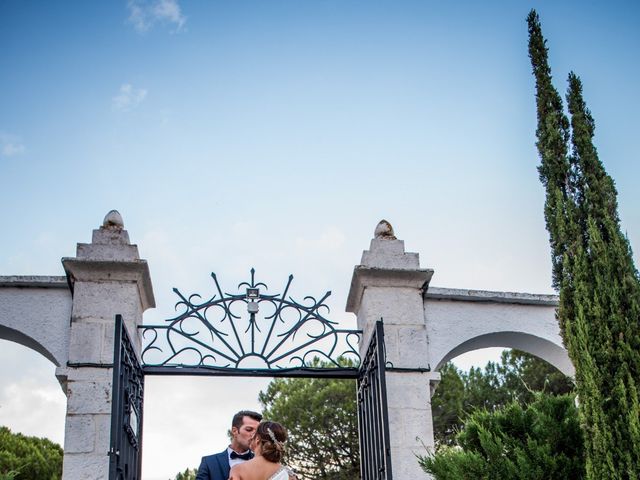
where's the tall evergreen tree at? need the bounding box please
[527,10,640,479]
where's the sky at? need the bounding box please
[1,0,639,478]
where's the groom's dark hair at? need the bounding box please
[232,410,262,429]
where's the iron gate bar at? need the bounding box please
[357,320,393,480]
[109,315,144,480]
[139,269,362,375]
[142,365,360,378]
[385,366,431,372]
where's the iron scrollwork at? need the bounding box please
[140,269,361,377]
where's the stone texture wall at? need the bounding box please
[425,288,570,375]
[347,222,437,479]
[0,276,71,369]
[57,211,154,480]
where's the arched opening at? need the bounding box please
[0,324,62,367]
[435,331,573,376]
[0,339,66,446]
[431,341,575,449]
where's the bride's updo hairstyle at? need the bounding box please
[255,421,287,463]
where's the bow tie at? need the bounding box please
[230,451,253,461]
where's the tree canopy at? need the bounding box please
[258,350,573,478]
[259,361,359,480]
[171,468,197,480]
[431,349,574,446]
[0,426,62,480]
[421,393,585,479]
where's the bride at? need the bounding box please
[228,421,297,480]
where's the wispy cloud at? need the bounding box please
[0,132,25,157]
[127,0,187,34]
[112,83,148,112]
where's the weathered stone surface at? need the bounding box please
[386,372,430,409]
[59,212,154,480]
[94,414,112,455]
[63,451,109,480]
[396,325,430,366]
[68,321,106,364]
[362,238,419,269]
[66,378,112,415]
[347,224,436,478]
[425,293,571,375]
[390,447,431,479]
[64,415,96,453]
[0,278,71,368]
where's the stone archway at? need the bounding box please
[0,215,572,480]
[435,330,572,376]
[424,287,571,376]
[0,276,71,369]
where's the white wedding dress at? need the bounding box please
[267,466,293,480]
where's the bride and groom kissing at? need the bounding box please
[196,410,297,480]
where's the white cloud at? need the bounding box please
[112,83,148,112]
[127,0,187,34]
[0,342,66,445]
[0,132,25,157]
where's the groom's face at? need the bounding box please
[231,416,260,452]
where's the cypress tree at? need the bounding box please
[527,10,640,479]
[420,393,585,480]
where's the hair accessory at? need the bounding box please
[266,426,284,451]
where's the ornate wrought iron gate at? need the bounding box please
[106,270,393,479]
[109,315,144,480]
[357,320,393,480]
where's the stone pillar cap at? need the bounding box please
[360,220,420,269]
[346,266,433,313]
[346,220,434,313]
[103,210,124,230]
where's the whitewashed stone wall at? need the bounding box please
[0,276,71,369]
[347,222,438,479]
[425,288,571,375]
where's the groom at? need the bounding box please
[196,410,262,480]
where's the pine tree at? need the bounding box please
[259,358,359,480]
[527,9,640,479]
[0,426,63,479]
[431,351,573,447]
[420,393,585,480]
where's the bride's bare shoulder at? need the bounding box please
[228,463,247,480]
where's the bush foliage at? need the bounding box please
[421,393,585,479]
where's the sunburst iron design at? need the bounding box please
[139,269,362,377]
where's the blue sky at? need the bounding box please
[1,1,639,478]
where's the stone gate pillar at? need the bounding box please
[56,211,155,480]
[347,221,439,479]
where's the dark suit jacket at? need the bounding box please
[196,450,230,480]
